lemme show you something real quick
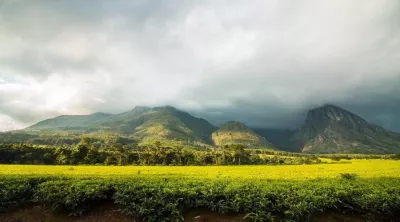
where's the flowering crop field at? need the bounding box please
[1,159,400,221]
[1,159,399,180]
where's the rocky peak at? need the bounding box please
[290,104,400,153]
[305,104,368,130]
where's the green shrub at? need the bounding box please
[0,176,399,221]
[34,180,114,216]
[340,173,358,180]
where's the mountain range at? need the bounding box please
[11,104,400,154]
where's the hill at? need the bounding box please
[290,104,400,153]
[212,121,274,148]
[25,106,217,145]
[98,106,217,144]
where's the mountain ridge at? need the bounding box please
[21,104,400,153]
[26,106,218,146]
[26,112,114,131]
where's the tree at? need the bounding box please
[55,148,70,165]
[84,147,101,164]
[71,143,89,164]
[230,144,250,165]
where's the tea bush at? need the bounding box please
[0,176,400,221]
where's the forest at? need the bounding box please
[2,137,399,166]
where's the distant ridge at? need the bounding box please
[26,112,113,130]
[23,104,400,153]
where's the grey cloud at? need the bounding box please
[0,0,400,131]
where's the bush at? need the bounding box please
[340,173,358,180]
[0,177,49,212]
[1,176,400,221]
[34,180,114,216]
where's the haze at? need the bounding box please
[1,0,399,131]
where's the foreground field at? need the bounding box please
[1,159,399,179]
[1,160,400,221]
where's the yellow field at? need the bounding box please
[1,159,399,180]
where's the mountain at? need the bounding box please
[290,104,400,153]
[212,121,274,148]
[21,104,400,153]
[27,112,113,131]
[26,106,217,145]
[98,106,217,144]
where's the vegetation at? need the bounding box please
[1,159,399,179]
[1,135,399,166]
[25,106,217,146]
[1,161,400,221]
[0,142,328,166]
[3,104,400,154]
[2,106,400,220]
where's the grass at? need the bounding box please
[1,159,399,180]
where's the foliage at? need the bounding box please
[1,159,400,180]
[0,177,46,212]
[340,173,359,180]
[1,159,400,220]
[1,139,400,167]
[35,180,113,216]
[0,142,335,166]
[0,175,399,221]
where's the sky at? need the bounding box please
[0,0,400,131]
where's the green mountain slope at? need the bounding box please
[212,121,274,148]
[27,112,113,131]
[290,104,400,154]
[99,106,217,144]
[26,106,217,145]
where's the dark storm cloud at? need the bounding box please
[0,0,400,131]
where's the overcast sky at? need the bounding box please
[1,0,400,131]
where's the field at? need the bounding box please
[1,159,400,221]
[1,159,399,179]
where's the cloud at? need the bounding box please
[0,0,400,131]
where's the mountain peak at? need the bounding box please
[306,104,361,125]
[220,121,250,132]
[322,103,340,108]
[130,106,151,115]
[291,104,400,153]
[153,105,178,111]
[310,104,346,113]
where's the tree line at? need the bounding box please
[1,137,399,166]
[0,139,330,165]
